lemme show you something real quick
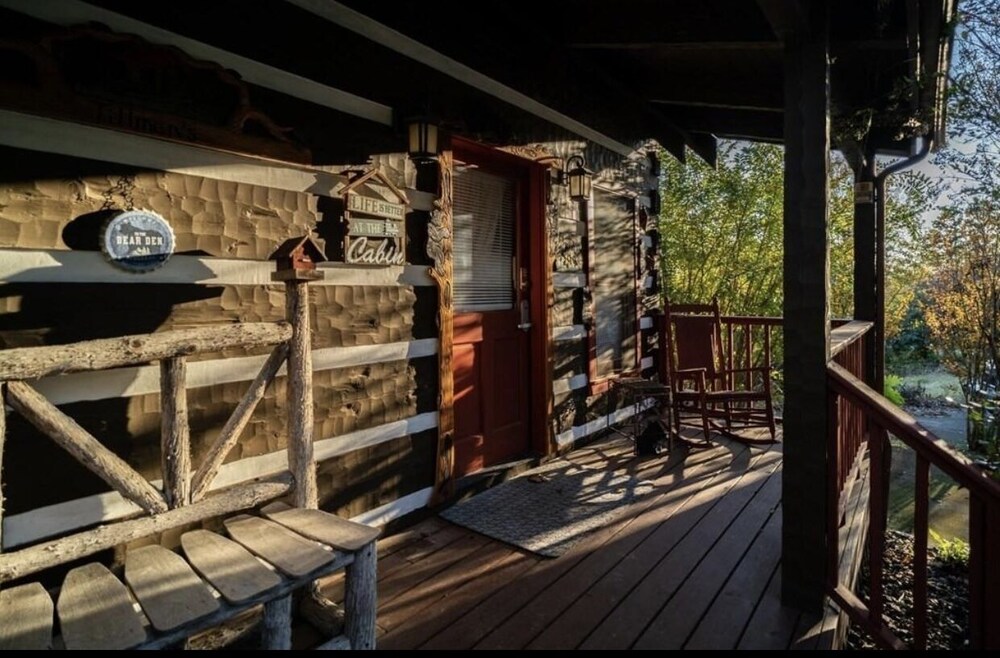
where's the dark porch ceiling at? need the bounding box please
[81,0,954,166]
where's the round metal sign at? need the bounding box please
[101,210,176,272]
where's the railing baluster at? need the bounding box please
[913,455,929,650]
[868,424,887,628]
[160,356,191,508]
[743,322,751,390]
[828,387,841,585]
[970,494,985,648]
[726,321,734,389]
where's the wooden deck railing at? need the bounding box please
[828,321,873,499]
[826,324,1000,649]
[719,315,782,390]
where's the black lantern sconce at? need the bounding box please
[406,117,440,163]
[564,154,593,202]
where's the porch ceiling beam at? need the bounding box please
[654,106,784,143]
[284,0,640,158]
[640,82,784,114]
[570,41,781,51]
[569,39,905,53]
[651,100,783,113]
[687,133,718,168]
[0,0,393,126]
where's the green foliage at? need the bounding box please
[922,201,1000,413]
[658,141,935,340]
[883,374,906,406]
[929,529,971,567]
[886,295,939,370]
[935,0,1000,195]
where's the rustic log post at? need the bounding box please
[271,237,325,510]
[286,281,317,509]
[780,0,831,610]
[344,539,377,650]
[261,594,293,650]
[0,382,5,551]
[160,356,191,508]
[6,381,167,514]
[190,344,289,502]
[427,151,456,504]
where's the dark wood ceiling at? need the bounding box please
[84,0,953,165]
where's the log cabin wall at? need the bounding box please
[540,143,663,451]
[0,11,665,544]
[0,145,439,548]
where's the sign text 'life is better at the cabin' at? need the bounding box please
[341,169,408,267]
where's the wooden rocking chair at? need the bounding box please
[663,297,776,444]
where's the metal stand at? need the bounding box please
[609,377,673,456]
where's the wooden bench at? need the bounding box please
[0,502,378,650]
[0,259,379,650]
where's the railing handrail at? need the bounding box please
[828,361,1000,506]
[718,315,783,326]
[829,320,874,358]
[0,322,292,380]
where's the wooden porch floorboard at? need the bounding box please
[344,430,848,650]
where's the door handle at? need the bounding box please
[519,299,531,332]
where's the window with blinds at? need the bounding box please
[453,168,516,312]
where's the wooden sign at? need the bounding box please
[101,210,175,272]
[346,195,406,221]
[340,169,409,267]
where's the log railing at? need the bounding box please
[0,319,302,581]
[826,325,1000,649]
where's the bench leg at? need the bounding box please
[344,540,377,650]
[262,594,293,650]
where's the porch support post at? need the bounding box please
[853,154,877,386]
[781,0,831,611]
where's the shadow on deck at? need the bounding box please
[326,431,849,650]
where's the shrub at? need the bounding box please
[930,529,970,567]
[884,374,906,406]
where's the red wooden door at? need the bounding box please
[452,154,531,477]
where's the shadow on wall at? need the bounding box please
[0,211,221,518]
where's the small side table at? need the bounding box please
[608,377,673,455]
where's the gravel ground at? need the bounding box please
[846,530,969,650]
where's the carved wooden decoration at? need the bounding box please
[0,25,310,163]
[499,144,556,162]
[428,151,456,504]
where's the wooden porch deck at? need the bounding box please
[333,431,844,650]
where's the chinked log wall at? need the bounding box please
[549,145,663,449]
[0,147,438,548]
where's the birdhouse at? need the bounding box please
[269,235,327,282]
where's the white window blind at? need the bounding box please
[453,168,515,312]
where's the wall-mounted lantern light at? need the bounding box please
[565,154,593,202]
[407,117,439,163]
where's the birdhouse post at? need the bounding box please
[270,236,326,508]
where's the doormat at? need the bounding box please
[440,459,655,558]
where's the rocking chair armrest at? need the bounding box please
[670,368,708,392]
[672,368,708,377]
[718,367,773,375]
